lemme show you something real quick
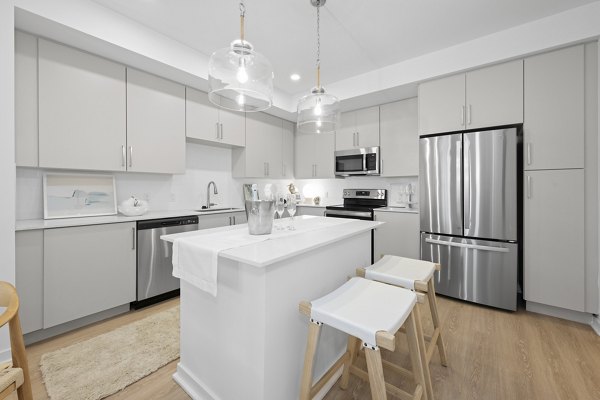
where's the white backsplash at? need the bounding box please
[16,142,418,220]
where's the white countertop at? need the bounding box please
[15,207,245,231]
[161,215,382,268]
[376,207,419,214]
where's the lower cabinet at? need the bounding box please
[294,132,335,178]
[296,206,326,217]
[524,169,585,312]
[199,211,247,229]
[373,211,420,260]
[43,223,137,329]
[15,230,44,334]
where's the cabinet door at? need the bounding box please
[127,69,186,174]
[335,111,356,151]
[16,230,44,334]
[15,31,38,167]
[315,132,335,178]
[380,98,418,177]
[38,40,126,171]
[43,223,136,328]
[281,120,295,178]
[418,74,465,135]
[218,108,246,147]
[524,169,584,311]
[199,214,233,229]
[245,113,282,178]
[186,87,220,142]
[355,106,380,148]
[524,45,584,170]
[466,60,523,129]
[231,211,247,225]
[294,133,316,178]
[374,212,420,260]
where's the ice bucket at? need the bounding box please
[245,200,275,235]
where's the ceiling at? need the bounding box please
[91,0,596,96]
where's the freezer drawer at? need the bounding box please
[421,233,518,310]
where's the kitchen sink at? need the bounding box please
[196,207,241,213]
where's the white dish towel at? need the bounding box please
[172,228,270,296]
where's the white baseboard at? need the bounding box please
[592,315,600,336]
[526,301,593,325]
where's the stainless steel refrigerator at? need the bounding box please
[420,127,519,310]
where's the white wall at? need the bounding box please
[0,0,15,359]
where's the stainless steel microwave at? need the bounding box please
[335,147,380,177]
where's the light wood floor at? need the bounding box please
[22,296,600,400]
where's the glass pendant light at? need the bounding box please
[208,1,274,112]
[297,0,340,134]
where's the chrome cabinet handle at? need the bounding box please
[527,143,532,165]
[467,104,472,125]
[128,146,133,167]
[283,163,285,177]
[229,216,232,225]
[381,158,383,175]
[131,227,136,250]
[461,106,465,126]
[266,162,269,176]
[233,216,236,225]
[121,145,126,167]
[356,132,359,146]
[215,122,219,139]
[220,123,223,140]
[527,175,532,199]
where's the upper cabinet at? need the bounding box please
[524,45,584,170]
[380,98,418,177]
[38,39,127,171]
[34,40,186,174]
[281,120,295,179]
[295,132,335,179]
[336,106,380,151]
[418,60,523,135]
[15,31,38,167]
[232,112,292,178]
[126,69,186,174]
[186,87,245,147]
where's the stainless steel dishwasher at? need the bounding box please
[133,215,199,308]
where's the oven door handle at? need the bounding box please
[325,209,373,219]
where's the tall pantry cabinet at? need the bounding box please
[523,43,598,315]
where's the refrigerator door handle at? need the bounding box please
[464,136,472,232]
[425,238,510,253]
[456,138,463,227]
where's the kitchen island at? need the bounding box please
[161,215,382,400]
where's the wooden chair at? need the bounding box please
[358,255,448,372]
[299,277,432,400]
[0,282,33,400]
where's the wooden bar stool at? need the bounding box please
[299,277,431,400]
[358,255,448,369]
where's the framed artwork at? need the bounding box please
[43,173,117,219]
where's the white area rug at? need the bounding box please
[40,306,179,400]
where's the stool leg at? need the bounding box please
[364,346,387,400]
[300,322,322,400]
[427,280,448,367]
[340,336,360,389]
[406,311,429,400]
[414,305,435,400]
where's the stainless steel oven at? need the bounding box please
[325,189,387,262]
[335,147,380,177]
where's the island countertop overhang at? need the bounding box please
[161,215,383,268]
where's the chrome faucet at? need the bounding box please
[206,181,218,209]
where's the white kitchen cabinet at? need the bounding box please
[524,45,584,170]
[380,98,418,177]
[186,87,245,147]
[282,120,295,179]
[15,31,38,167]
[43,223,137,328]
[233,112,284,178]
[296,206,326,217]
[294,132,335,178]
[199,211,247,229]
[524,169,585,312]
[336,106,380,150]
[418,60,523,135]
[15,230,44,334]
[38,39,127,171]
[374,211,420,260]
[126,69,186,174]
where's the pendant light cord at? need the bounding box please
[316,3,321,89]
[240,1,246,42]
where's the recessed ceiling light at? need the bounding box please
[290,74,301,81]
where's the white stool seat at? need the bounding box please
[365,255,436,289]
[311,277,417,347]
